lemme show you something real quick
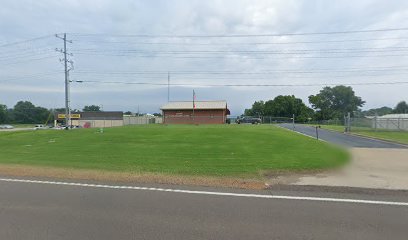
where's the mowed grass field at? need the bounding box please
[0,125,348,177]
[317,125,408,145]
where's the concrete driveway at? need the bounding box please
[291,148,408,190]
[274,125,408,190]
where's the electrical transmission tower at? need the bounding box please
[55,33,74,129]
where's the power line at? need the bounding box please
[75,80,408,87]
[74,67,408,75]
[72,52,408,59]
[72,46,408,54]
[68,27,408,38]
[71,72,408,80]
[0,54,59,67]
[0,35,53,48]
[71,36,408,46]
[0,71,62,83]
[0,49,57,62]
[0,46,56,56]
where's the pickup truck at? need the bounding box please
[236,117,262,124]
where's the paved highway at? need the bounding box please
[279,123,407,148]
[1,177,408,240]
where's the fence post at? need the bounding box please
[397,117,400,130]
[374,114,377,131]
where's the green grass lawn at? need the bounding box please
[315,124,408,145]
[0,125,348,177]
[350,130,408,145]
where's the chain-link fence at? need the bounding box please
[228,116,293,124]
[349,117,408,131]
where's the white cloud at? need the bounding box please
[0,0,407,114]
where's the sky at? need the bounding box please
[1,0,408,115]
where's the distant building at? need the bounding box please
[55,111,123,128]
[160,100,230,124]
[372,114,408,130]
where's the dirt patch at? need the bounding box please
[261,169,327,185]
[0,164,267,190]
[272,148,408,190]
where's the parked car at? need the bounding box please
[34,124,48,130]
[0,125,14,129]
[236,117,262,124]
[58,125,82,129]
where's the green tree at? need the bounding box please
[308,85,365,120]
[244,101,264,116]
[83,105,101,112]
[362,106,393,116]
[264,95,313,122]
[245,96,314,122]
[12,101,50,124]
[13,101,36,123]
[393,101,408,114]
[0,104,8,124]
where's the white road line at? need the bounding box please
[0,177,407,207]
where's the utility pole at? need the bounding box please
[192,90,196,124]
[346,112,351,133]
[55,33,73,129]
[167,72,170,102]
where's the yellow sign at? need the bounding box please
[58,114,81,119]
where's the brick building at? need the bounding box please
[160,101,230,124]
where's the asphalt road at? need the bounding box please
[279,123,407,148]
[1,177,408,240]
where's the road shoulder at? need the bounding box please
[267,148,408,190]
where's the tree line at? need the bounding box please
[0,102,106,124]
[244,85,408,121]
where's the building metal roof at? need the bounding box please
[160,101,228,110]
[377,114,408,119]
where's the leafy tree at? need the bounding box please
[0,104,7,124]
[264,95,313,122]
[124,111,132,115]
[12,101,36,123]
[245,96,313,122]
[12,101,50,124]
[393,101,408,114]
[83,105,101,112]
[308,85,365,120]
[362,106,393,116]
[53,108,66,113]
[244,101,265,116]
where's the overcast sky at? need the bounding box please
[1,0,408,115]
